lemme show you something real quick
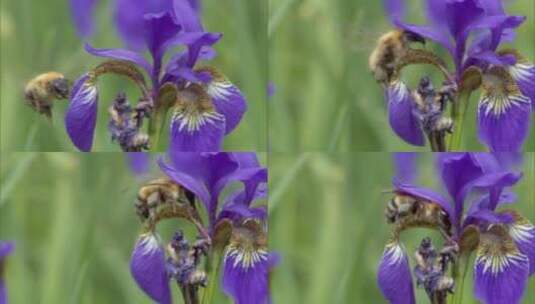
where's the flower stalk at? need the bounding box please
[448,93,471,151]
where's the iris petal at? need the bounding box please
[222,225,269,304]
[509,61,535,110]
[386,81,425,146]
[506,212,535,275]
[199,68,247,134]
[65,74,98,152]
[69,0,98,37]
[477,94,531,152]
[84,43,152,75]
[130,233,171,304]
[170,108,226,152]
[377,242,416,304]
[474,226,529,304]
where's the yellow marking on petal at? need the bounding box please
[173,83,224,133]
[475,225,528,275]
[224,220,268,269]
[479,66,530,116]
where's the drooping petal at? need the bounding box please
[505,211,535,275]
[65,74,99,152]
[114,0,173,50]
[474,225,529,304]
[477,86,531,152]
[84,43,152,75]
[377,242,416,304]
[69,0,98,37]
[197,67,247,134]
[170,84,226,152]
[501,51,535,110]
[130,233,171,304]
[386,81,425,146]
[222,222,269,304]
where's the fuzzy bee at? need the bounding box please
[386,194,452,236]
[369,30,426,84]
[24,72,69,118]
[135,177,197,223]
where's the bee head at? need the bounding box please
[51,78,69,99]
[402,30,426,45]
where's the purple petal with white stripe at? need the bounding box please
[478,92,531,152]
[509,61,535,110]
[130,233,171,304]
[65,74,98,152]
[386,81,424,146]
[474,227,529,304]
[506,212,535,275]
[199,68,247,134]
[377,242,415,304]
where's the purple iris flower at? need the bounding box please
[379,0,534,151]
[378,153,534,304]
[0,241,15,304]
[67,0,247,152]
[130,152,275,304]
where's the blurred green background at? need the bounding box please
[0,0,267,152]
[269,0,535,151]
[0,152,266,303]
[269,153,535,303]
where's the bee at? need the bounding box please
[187,270,208,287]
[135,177,198,223]
[369,30,426,84]
[386,194,452,236]
[24,72,69,118]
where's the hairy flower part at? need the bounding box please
[474,225,529,304]
[222,221,270,304]
[0,241,15,304]
[130,233,171,304]
[108,93,150,151]
[413,238,456,303]
[478,67,531,152]
[170,84,226,152]
[65,74,99,152]
[378,241,416,304]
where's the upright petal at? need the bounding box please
[377,242,416,304]
[474,225,529,304]
[197,67,247,134]
[130,233,171,304]
[505,211,535,275]
[386,81,425,146]
[65,74,99,152]
[170,84,226,152]
[393,152,419,184]
[69,0,98,37]
[478,67,531,152]
[222,221,269,304]
[114,0,173,50]
[143,12,182,62]
[173,0,203,32]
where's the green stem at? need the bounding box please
[148,108,166,151]
[449,253,471,304]
[201,251,223,304]
[448,93,471,151]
